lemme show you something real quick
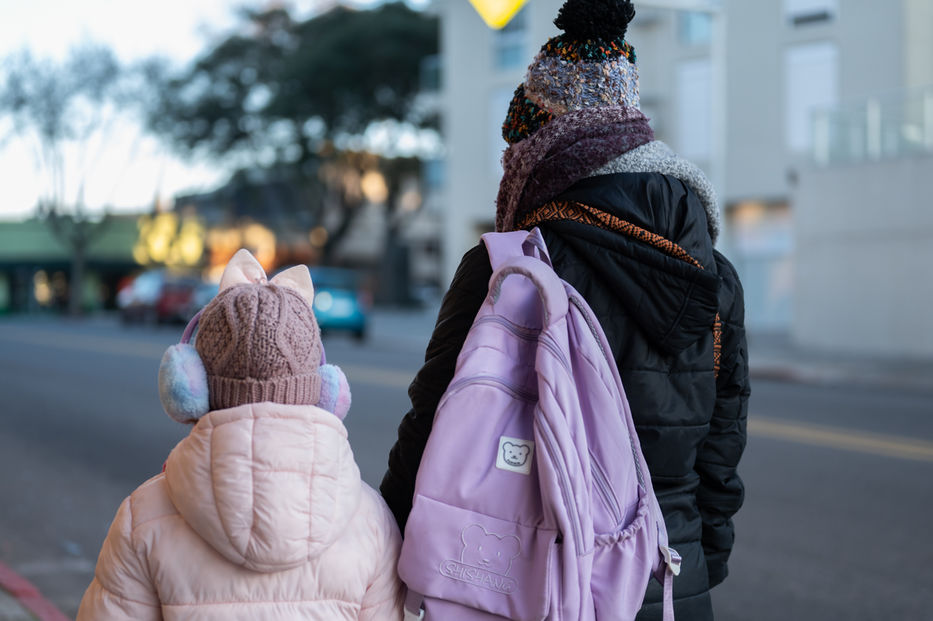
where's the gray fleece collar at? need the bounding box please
[588,140,721,244]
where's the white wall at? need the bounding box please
[793,155,933,356]
[904,0,933,91]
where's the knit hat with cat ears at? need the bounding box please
[158,249,351,423]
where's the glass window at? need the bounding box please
[679,11,712,46]
[676,58,712,160]
[493,7,527,70]
[784,41,838,152]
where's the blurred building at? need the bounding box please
[173,158,443,300]
[0,215,139,313]
[439,0,933,357]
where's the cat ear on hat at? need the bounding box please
[269,264,315,309]
[158,310,209,424]
[219,248,268,292]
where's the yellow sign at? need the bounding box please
[469,0,529,29]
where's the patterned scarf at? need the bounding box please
[495,105,654,232]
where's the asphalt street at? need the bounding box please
[1,311,931,620]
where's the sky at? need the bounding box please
[0,0,406,220]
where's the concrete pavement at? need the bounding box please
[749,331,933,394]
[0,561,70,621]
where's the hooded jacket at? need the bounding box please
[79,403,405,621]
[380,169,749,620]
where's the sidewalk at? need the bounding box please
[0,590,35,621]
[374,302,933,394]
[0,561,70,621]
[370,304,933,393]
[0,591,33,621]
[748,331,933,394]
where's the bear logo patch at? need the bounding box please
[502,442,530,467]
[439,524,522,594]
[496,436,534,475]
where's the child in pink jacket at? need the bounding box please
[78,249,405,621]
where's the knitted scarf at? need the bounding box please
[495,105,654,232]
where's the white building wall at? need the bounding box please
[904,0,933,91]
[440,0,528,282]
[793,155,933,356]
[440,0,930,352]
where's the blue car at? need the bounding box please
[308,267,370,341]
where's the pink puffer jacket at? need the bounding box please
[78,403,405,620]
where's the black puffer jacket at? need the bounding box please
[380,171,750,620]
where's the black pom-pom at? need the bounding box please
[554,0,636,41]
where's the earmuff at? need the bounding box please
[157,308,352,423]
[316,351,352,421]
[158,310,210,424]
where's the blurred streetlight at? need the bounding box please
[360,170,389,204]
[469,0,530,29]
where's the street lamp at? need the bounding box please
[468,0,530,29]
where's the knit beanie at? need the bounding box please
[195,283,323,411]
[502,0,639,145]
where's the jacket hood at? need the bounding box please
[163,403,362,573]
[591,140,721,244]
[548,171,722,356]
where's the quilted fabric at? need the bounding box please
[79,403,404,620]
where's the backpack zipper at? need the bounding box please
[474,315,572,372]
[537,414,585,551]
[589,450,623,525]
[441,375,537,405]
[568,296,647,490]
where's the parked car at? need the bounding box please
[117,269,203,324]
[308,267,370,341]
[185,281,219,318]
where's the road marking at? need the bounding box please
[750,416,933,462]
[337,364,414,389]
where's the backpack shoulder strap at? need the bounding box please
[481,228,552,272]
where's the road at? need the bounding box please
[1,312,931,619]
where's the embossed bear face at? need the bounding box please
[460,524,521,575]
[502,441,531,468]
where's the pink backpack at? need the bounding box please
[398,228,680,620]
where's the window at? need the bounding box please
[784,42,838,152]
[784,0,836,25]
[493,7,527,70]
[676,59,712,160]
[679,11,712,46]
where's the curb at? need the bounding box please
[0,561,71,621]
[749,363,933,395]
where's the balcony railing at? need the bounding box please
[812,87,933,165]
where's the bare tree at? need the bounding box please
[0,43,148,314]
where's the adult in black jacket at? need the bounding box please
[380,1,750,618]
